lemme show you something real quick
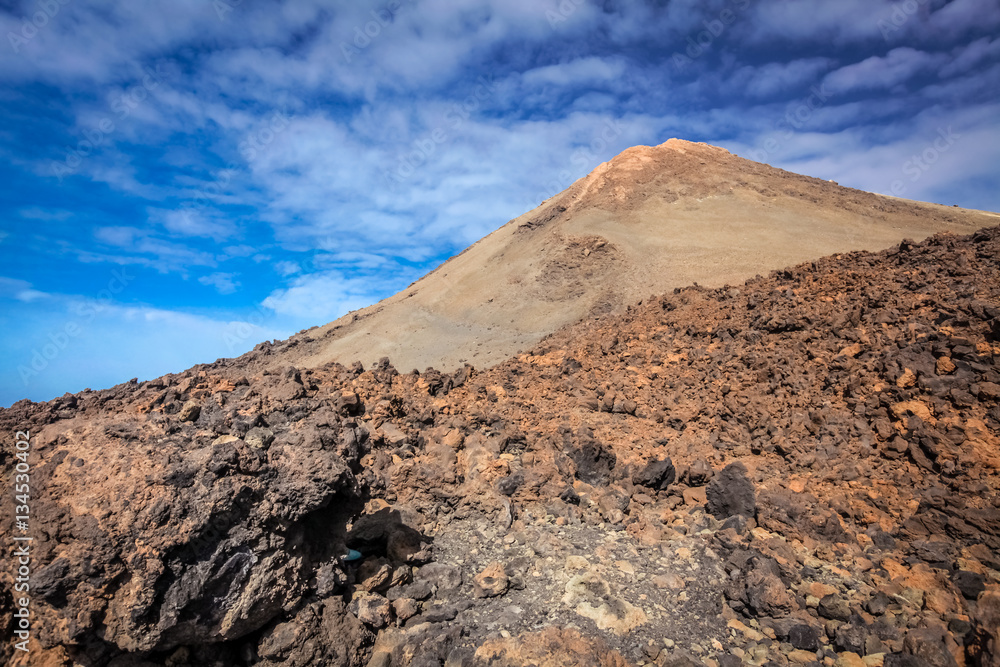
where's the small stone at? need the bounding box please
[356,559,393,592]
[789,649,819,664]
[687,458,714,486]
[978,381,1000,400]
[883,655,931,667]
[809,583,839,599]
[951,570,985,600]
[836,652,866,667]
[615,560,636,575]
[866,592,890,615]
[473,561,509,598]
[348,592,393,628]
[835,624,869,655]
[838,343,863,358]
[245,427,275,450]
[178,400,201,422]
[819,595,852,622]
[392,597,420,623]
[935,357,956,375]
[653,573,687,590]
[683,486,708,506]
[728,619,765,642]
[442,429,465,449]
[790,624,822,651]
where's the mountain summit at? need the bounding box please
[275,139,996,373]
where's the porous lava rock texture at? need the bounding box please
[2,228,1000,666]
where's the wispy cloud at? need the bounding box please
[198,272,240,295]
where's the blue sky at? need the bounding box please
[1,0,999,407]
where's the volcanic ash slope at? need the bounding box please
[275,138,999,374]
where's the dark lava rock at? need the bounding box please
[563,426,616,485]
[951,570,986,600]
[789,624,821,651]
[496,471,524,496]
[718,654,743,667]
[818,594,852,622]
[706,461,757,519]
[884,654,932,667]
[835,623,869,655]
[633,457,676,490]
[902,627,959,667]
[866,592,891,615]
[559,487,581,504]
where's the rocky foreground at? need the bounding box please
[2,228,1000,667]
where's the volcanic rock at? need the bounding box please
[706,462,757,519]
[633,457,676,491]
[3,219,1000,666]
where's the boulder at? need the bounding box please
[706,461,757,519]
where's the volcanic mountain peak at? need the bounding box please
[267,139,997,375]
[608,137,732,166]
[564,138,736,211]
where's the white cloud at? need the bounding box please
[745,0,894,44]
[941,36,1000,78]
[149,208,236,240]
[737,58,835,99]
[1,297,291,406]
[262,272,396,322]
[0,277,50,303]
[76,236,218,275]
[18,207,72,221]
[94,226,140,247]
[824,47,944,94]
[925,0,1000,37]
[198,272,240,295]
[274,261,302,276]
[521,57,629,89]
[762,102,1000,210]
